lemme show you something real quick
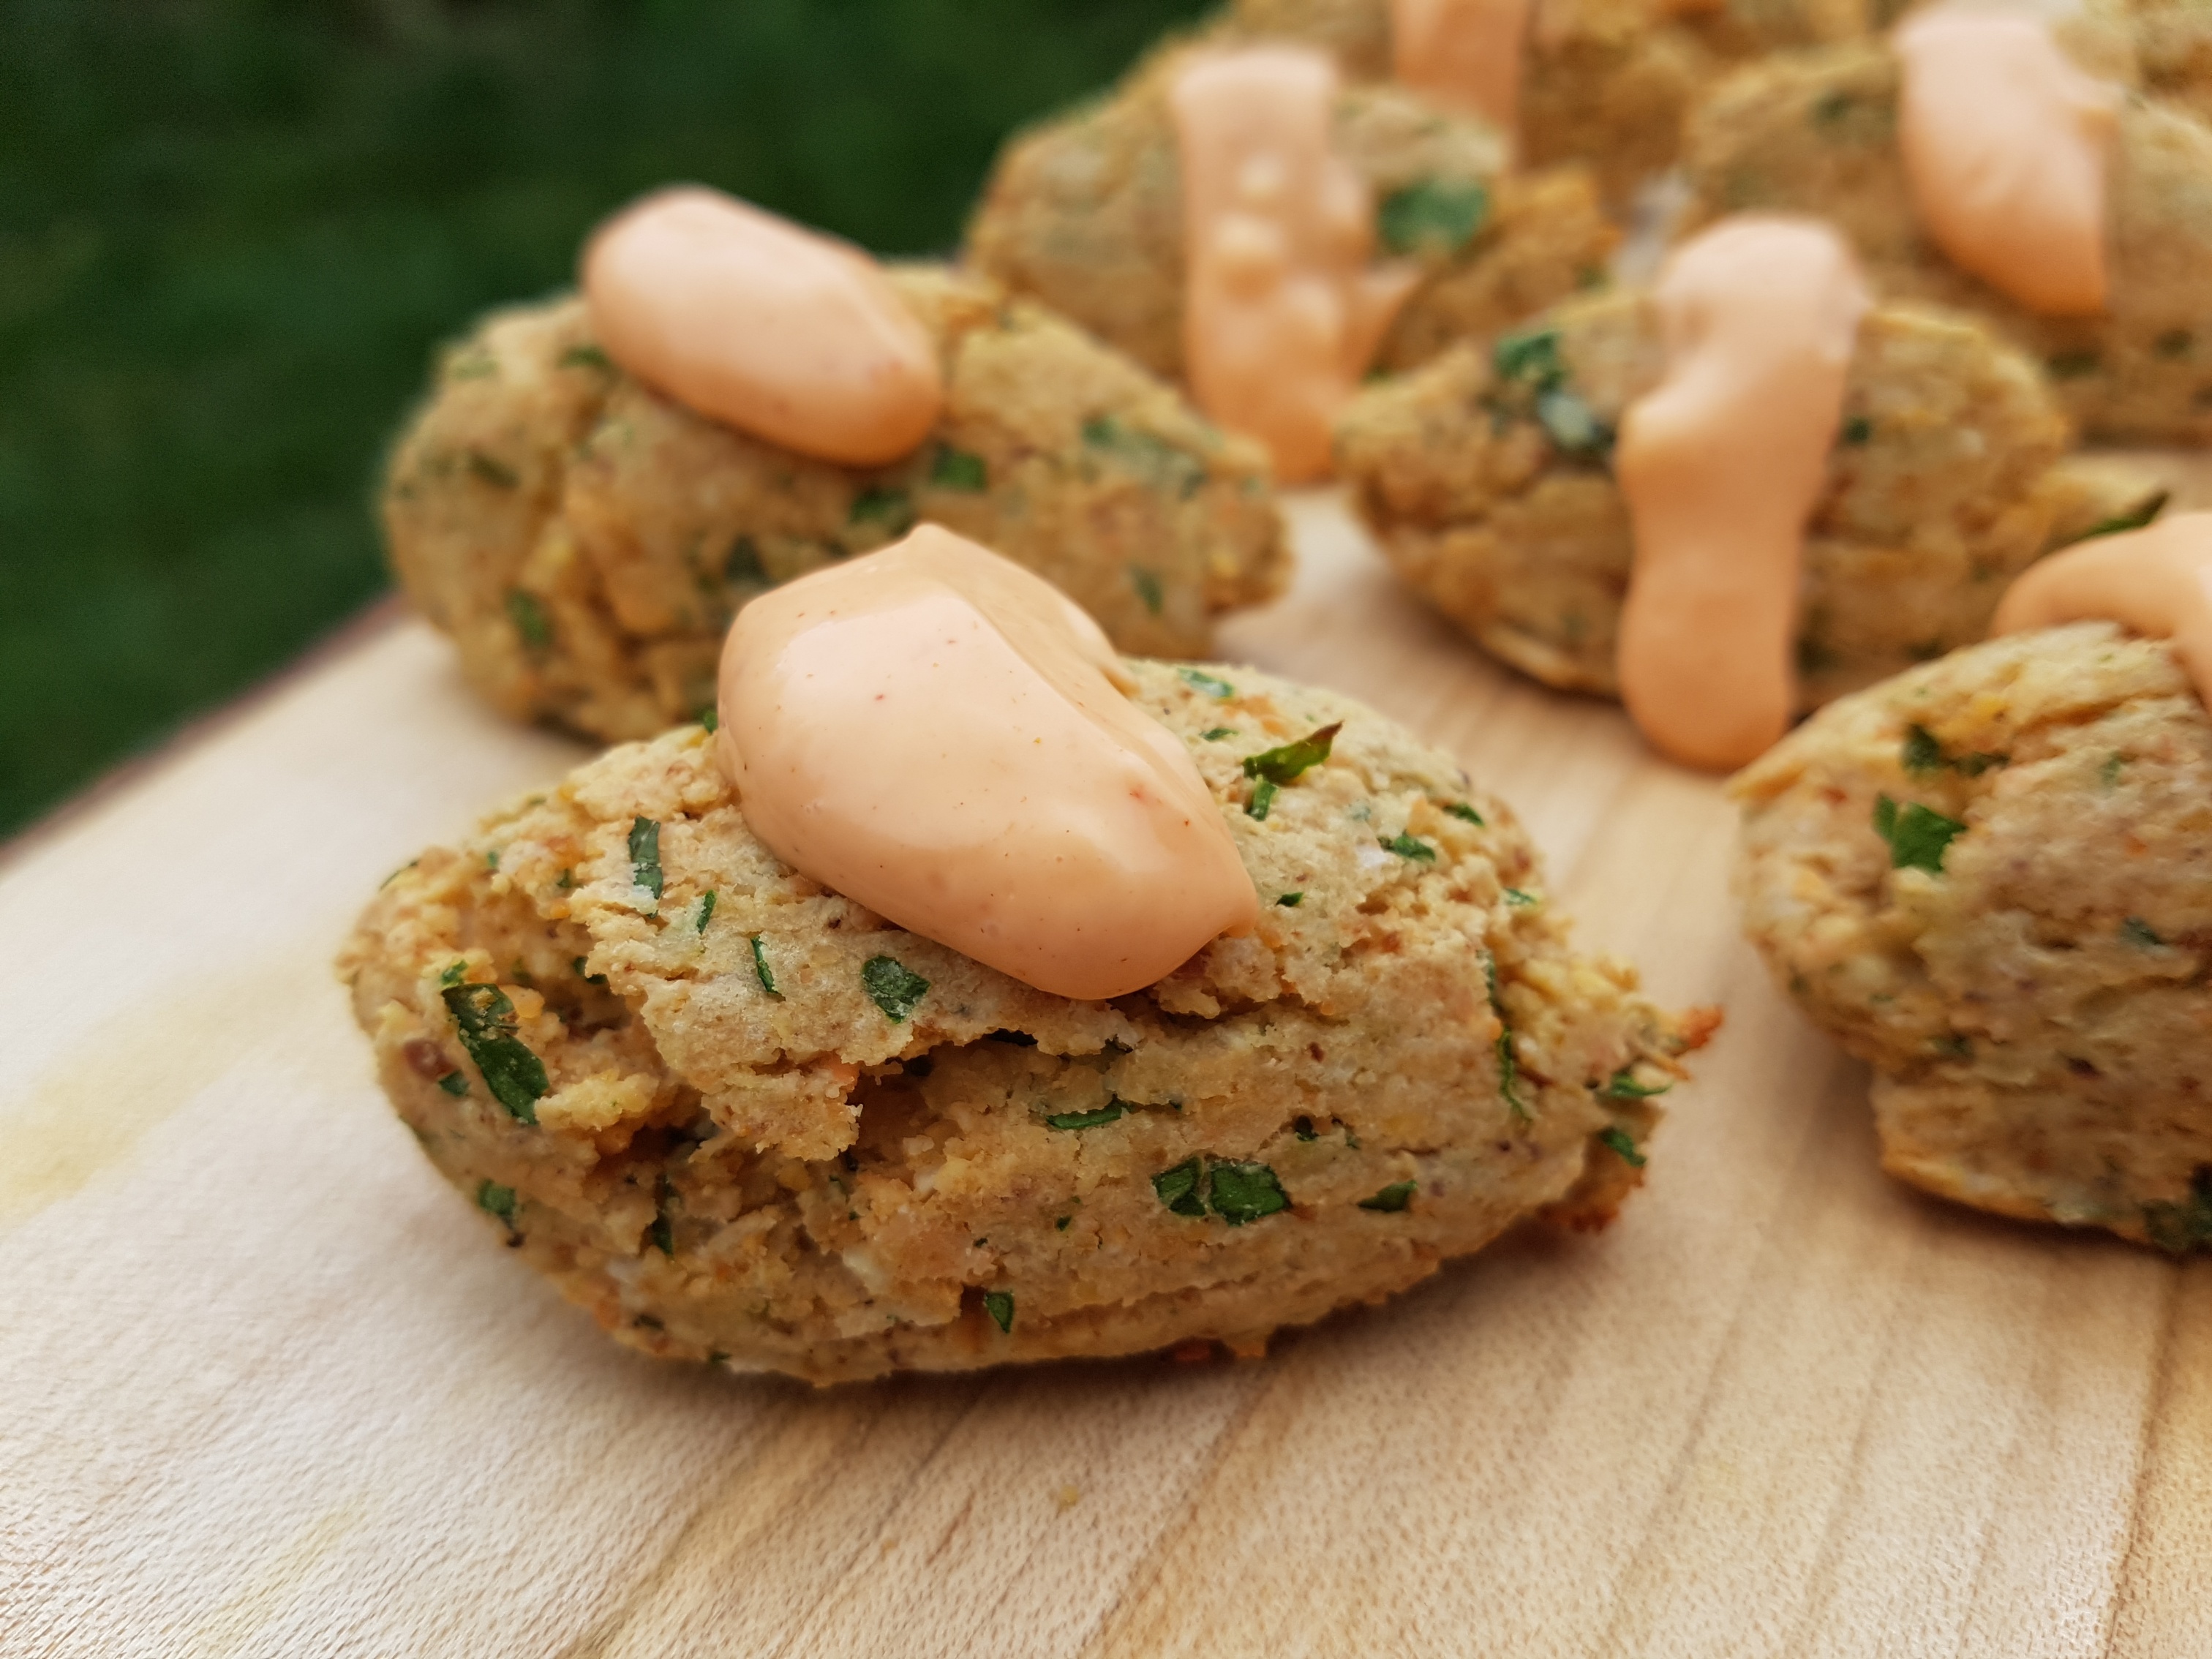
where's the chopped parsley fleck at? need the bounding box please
[440,960,468,988]
[2047,350,2101,380]
[2102,753,2129,787]
[441,983,548,1124]
[862,955,930,1022]
[1081,414,1207,494]
[1494,327,1563,384]
[555,868,574,891]
[1931,1034,1973,1059]
[1486,952,1528,1121]
[629,817,663,902]
[560,342,612,372]
[1841,415,1873,445]
[1903,723,2006,777]
[484,849,500,870]
[1179,667,1235,699]
[1358,1180,1416,1212]
[1044,1102,1126,1132]
[2079,489,2170,541]
[982,1290,1015,1333]
[930,445,989,492]
[1505,889,1537,906]
[1246,778,1279,820]
[1445,802,1483,825]
[699,706,719,734]
[2123,916,2166,948]
[1294,1116,1318,1141]
[1208,1160,1290,1225]
[1244,722,1342,786]
[1873,794,1966,873]
[1132,566,1165,615]
[1153,1158,1206,1216]
[848,485,915,534]
[506,591,552,651]
[696,891,717,932]
[1381,832,1436,862]
[475,1180,517,1222]
[437,1071,469,1096]
[749,936,780,997]
[467,450,519,489]
[1597,1126,1647,1168]
[1056,1215,1072,1231]
[2143,1165,2212,1254]
[1203,726,1236,740]
[1377,176,1490,257]
[1277,892,1304,907]
[1601,1068,1671,1100]
[649,1211,674,1257]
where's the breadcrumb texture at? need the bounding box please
[1682,40,2212,444]
[339,663,1709,1383]
[1733,623,2212,1250]
[1336,289,2160,708]
[380,266,1287,742]
[963,41,1617,385]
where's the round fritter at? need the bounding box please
[1336,289,2165,710]
[1733,623,2212,1251]
[339,662,1709,1384]
[381,267,1287,743]
[1680,40,2212,444]
[963,42,1617,385]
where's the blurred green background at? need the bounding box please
[0,0,1208,838]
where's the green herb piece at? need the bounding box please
[629,816,663,901]
[1841,415,1873,445]
[555,868,574,891]
[1535,386,1612,459]
[1132,566,1165,616]
[1244,722,1342,786]
[1494,327,1562,385]
[1505,889,1537,906]
[749,935,780,997]
[2143,1165,2212,1254]
[1873,794,1966,873]
[930,446,988,492]
[649,1212,674,1257]
[1246,778,1279,820]
[1081,415,1207,494]
[2079,489,2169,541]
[696,891,717,933]
[1056,1214,1072,1231]
[1597,1126,1647,1168]
[1445,802,1483,825]
[1358,1180,1416,1213]
[484,849,503,871]
[1179,667,1235,699]
[440,960,468,988]
[440,983,548,1124]
[1277,892,1304,908]
[1931,1034,1973,1059]
[2123,916,2166,948]
[1602,1068,1671,1100]
[982,1290,1015,1333]
[1381,832,1436,862]
[476,1180,517,1222]
[862,955,930,1022]
[560,342,612,372]
[437,1071,469,1097]
[1377,177,1489,257]
[1203,726,1236,741]
[849,485,915,534]
[1208,1160,1289,1225]
[1902,725,1946,775]
[467,450,519,489]
[1044,1102,1126,1132]
[699,706,719,734]
[1485,952,1527,1121]
[2102,753,2129,788]
[2047,350,2101,380]
[1294,1116,1318,1141]
[506,591,552,651]
[1154,1158,1206,1217]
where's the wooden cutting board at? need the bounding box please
[7,484,2212,1659]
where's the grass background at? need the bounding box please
[0,0,1208,837]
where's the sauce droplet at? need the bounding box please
[1993,511,2212,707]
[1172,46,1421,482]
[582,185,944,467]
[715,524,1259,1001]
[1391,0,1532,142]
[1895,10,2119,317]
[1615,215,1870,771]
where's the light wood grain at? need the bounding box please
[5,486,2211,1659]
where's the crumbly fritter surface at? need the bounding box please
[1732,623,2212,1250]
[963,41,1617,384]
[339,662,1709,1383]
[380,266,1287,742]
[1681,40,2212,444]
[1336,290,2159,709]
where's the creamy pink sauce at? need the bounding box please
[1615,215,1870,771]
[715,524,1259,1002]
[582,186,943,467]
[1391,0,1533,140]
[1895,10,2119,317]
[1171,46,1419,482]
[1993,511,2212,707]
